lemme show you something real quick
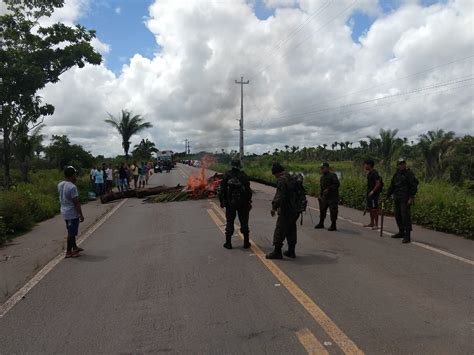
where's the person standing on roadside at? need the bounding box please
[266,162,300,260]
[119,163,129,191]
[131,161,139,189]
[314,162,340,231]
[94,165,105,196]
[105,164,114,194]
[58,166,85,258]
[363,159,383,230]
[89,166,97,190]
[138,162,147,189]
[386,158,419,244]
[219,159,252,250]
[114,165,121,192]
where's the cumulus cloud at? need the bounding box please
[24,0,474,156]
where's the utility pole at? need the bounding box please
[187,140,191,155]
[235,76,249,162]
[184,139,188,155]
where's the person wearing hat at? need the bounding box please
[266,162,300,259]
[315,162,340,231]
[386,158,419,243]
[219,159,253,249]
[58,166,85,258]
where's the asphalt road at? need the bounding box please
[0,164,472,354]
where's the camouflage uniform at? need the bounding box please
[386,169,418,238]
[318,172,340,226]
[219,169,252,245]
[272,172,299,248]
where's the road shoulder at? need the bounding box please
[0,200,117,304]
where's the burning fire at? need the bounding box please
[187,155,222,197]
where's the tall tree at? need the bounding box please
[132,138,158,160]
[368,129,403,173]
[0,0,102,186]
[105,110,152,160]
[12,123,44,182]
[418,129,456,179]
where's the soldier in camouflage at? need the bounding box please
[266,162,300,260]
[386,158,419,244]
[314,162,340,231]
[219,159,252,250]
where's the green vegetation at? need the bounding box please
[0,170,90,244]
[211,131,474,239]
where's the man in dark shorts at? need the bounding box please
[58,166,85,258]
[363,159,383,230]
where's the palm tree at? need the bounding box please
[368,129,403,173]
[338,142,345,150]
[105,110,152,160]
[332,142,338,150]
[359,140,368,150]
[418,129,456,179]
[132,138,159,160]
[322,143,327,150]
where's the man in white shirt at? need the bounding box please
[105,165,113,194]
[58,166,85,258]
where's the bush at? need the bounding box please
[0,169,90,237]
[0,191,35,234]
[217,162,474,239]
[0,217,8,246]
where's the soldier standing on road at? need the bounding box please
[266,162,300,260]
[386,158,419,244]
[219,159,252,250]
[314,162,340,231]
[363,159,383,230]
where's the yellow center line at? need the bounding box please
[207,201,364,355]
[296,328,330,355]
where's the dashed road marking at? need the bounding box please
[208,201,364,355]
[296,327,330,355]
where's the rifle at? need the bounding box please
[380,200,385,237]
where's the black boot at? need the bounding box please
[223,236,232,249]
[391,230,403,239]
[402,230,411,244]
[328,221,337,231]
[243,235,251,249]
[314,220,325,229]
[283,245,296,259]
[266,247,283,259]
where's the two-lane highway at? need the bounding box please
[0,164,472,354]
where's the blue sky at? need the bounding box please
[79,0,447,74]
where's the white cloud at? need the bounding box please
[115,7,121,15]
[32,0,474,156]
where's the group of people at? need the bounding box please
[89,161,163,195]
[219,157,419,260]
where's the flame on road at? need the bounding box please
[187,155,221,197]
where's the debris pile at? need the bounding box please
[145,173,223,203]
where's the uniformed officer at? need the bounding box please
[314,162,340,231]
[386,158,419,244]
[219,159,252,250]
[363,159,383,230]
[266,162,300,260]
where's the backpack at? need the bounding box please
[289,173,308,214]
[226,174,247,208]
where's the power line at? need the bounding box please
[251,75,474,123]
[250,0,358,79]
[255,0,332,65]
[272,54,474,117]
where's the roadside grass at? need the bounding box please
[0,170,91,244]
[213,160,474,239]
